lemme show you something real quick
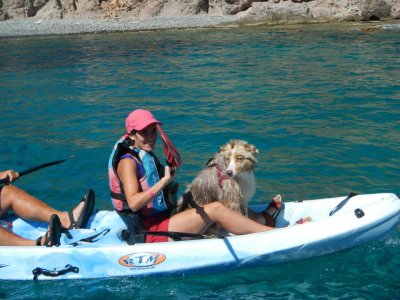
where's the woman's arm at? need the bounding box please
[117,158,174,212]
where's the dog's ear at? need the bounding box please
[245,143,259,155]
[218,143,228,153]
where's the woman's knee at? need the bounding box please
[1,185,21,199]
[0,185,13,200]
[203,202,228,216]
[0,185,16,211]
[0,185,25,206]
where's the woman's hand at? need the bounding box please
[0,170,19,182]
[163,165,175,185]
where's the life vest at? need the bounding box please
[108,137,173,216]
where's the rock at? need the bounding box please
[58,0,78,17]
[2,0,29,18]
[35,0,62,19]
[209,0,255,16]
[137,0,208,17]
[307,0,363,22]
[361,0,391,20]
[237,1,312,24]
[0,1,10,21]
[0,0,399,24]
[391,0,400,18]
[75,0,100,13]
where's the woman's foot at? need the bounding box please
[295,217,312,224]
[63,201,84,229]
[65,189,95,229]
[37,214,62,247]
[261,194,282,227]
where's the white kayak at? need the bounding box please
[0,192,399,281]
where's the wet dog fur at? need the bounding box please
[178,140,259,230]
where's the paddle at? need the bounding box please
[156,124,183,172]
[0,156,74,185]
[329,192,358,216]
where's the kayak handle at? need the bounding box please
[32,264,79,280]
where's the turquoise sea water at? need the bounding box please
[0,24,399,299]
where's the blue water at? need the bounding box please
[0,24,399,299]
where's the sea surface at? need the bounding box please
[0,23,399,299]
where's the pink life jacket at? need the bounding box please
[108,137,171,216]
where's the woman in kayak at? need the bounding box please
[109,109,280,243]
[0,170,95,246]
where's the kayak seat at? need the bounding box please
[117,211,209,244]
[117,212,145,245]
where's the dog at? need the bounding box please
[178,140,259,230]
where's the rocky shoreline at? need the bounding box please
[0,15,242,37]
[1,15,400,38]
[1,0,399,38]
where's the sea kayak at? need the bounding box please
[0,192,399,281]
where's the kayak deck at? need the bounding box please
[0,193,399,280]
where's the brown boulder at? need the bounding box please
[361,0,391,20]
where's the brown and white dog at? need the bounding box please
[178,140,259,221]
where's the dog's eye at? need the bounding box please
[236,156,245,162]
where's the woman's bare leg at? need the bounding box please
[168,202,274,235]
[0,185,84,229]
[0,226,36,246]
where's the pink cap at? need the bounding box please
[125,109,163,132]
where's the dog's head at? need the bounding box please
[217,140,259,177]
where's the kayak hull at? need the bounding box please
[0,193,399,280]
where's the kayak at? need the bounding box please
[0,192,399,281]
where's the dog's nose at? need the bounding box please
[226,170,233,177]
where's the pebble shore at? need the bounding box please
[0,15,241,38]
[1,14,399,38]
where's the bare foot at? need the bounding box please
[273,194,282,203]
[261,194,283,227]
[60,201,85,229]
[295,217,312,224]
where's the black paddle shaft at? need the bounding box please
[329,192,358,216]
[0,158,72,185]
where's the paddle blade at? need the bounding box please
[157,124,183,168]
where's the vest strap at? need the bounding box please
[110,191,126,201]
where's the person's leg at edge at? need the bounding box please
[0,185,84,230]
[0,226,37,246]
[168,202,274,237]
